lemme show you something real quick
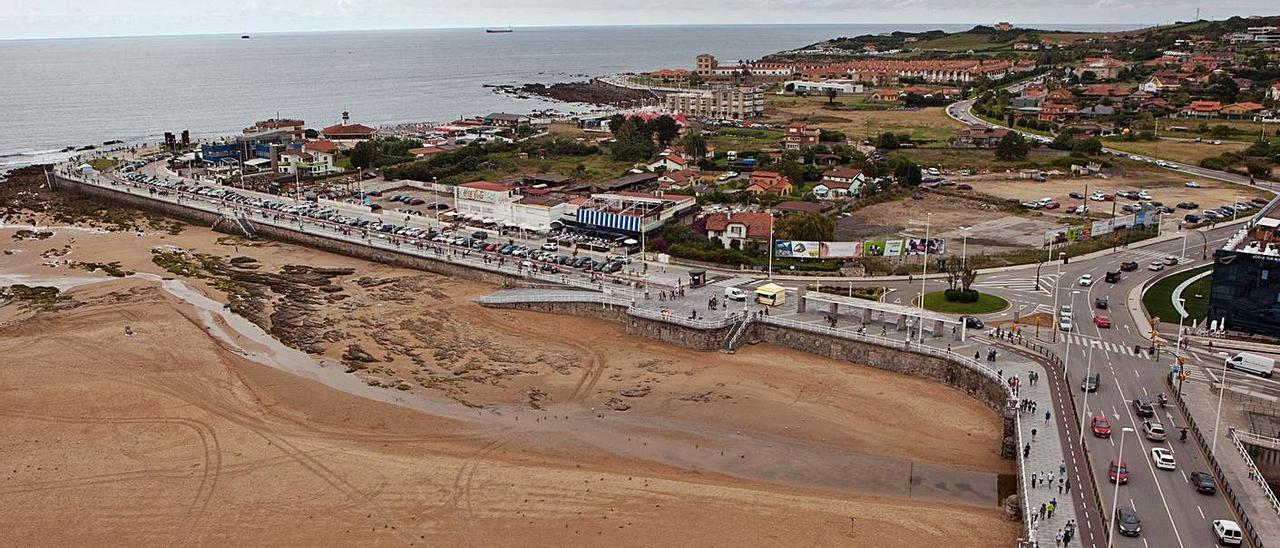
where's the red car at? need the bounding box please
[1109,460,1129,484]
[1093,315,1112,328]
[1092,416,1112,438]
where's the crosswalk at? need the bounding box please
[973,274,1059,295]
[1065,334,1143,357]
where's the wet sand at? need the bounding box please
[0,208,1017,545]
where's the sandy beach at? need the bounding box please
[0,167,1016,546]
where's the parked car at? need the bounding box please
[1109,460,1129,484]
[1069,191,1085,199]
[1091,415,1111,437]
[471,231,488,240]
[1133,399,1155,417]
[1082,373,1101,392]
[956,183,973,190]
[1093,315,1112,328]
[1144,420,1167,441]
[1184,214,1202,224]
[1120,261,1138,272]
[1177,201,1200,209]
[724,287,747,302]
[1116,506,1142,536]
[1189,471,1217,494]
[1185,181,1201,188]
[541,242,558,252]
[1213,520,1242,545]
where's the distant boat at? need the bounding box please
[485,27,513,33]
[241,34,250,39]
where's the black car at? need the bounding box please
[1184,214,1202,224]
[1177,201,1199,210]
[1081,373,1100,392]
[1096,295,1110,308]
[1133,399,1155,417]
[471,230,488,240]
[1189,471,1217,494]
[1117,506,1142,537]
[962,316,985,329]
[1069,192,1085,199]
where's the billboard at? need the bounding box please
[906,238,946,256]
[884,239,904,257]
[864,240,886,257]
[820,241,861,259]
[774,240,820,258]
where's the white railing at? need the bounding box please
[627,306,736,329]
[476,291,631,307]
[1229,429,1280,516]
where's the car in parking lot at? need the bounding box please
[1091,415,1111,437]
[1116,506,1142,536]
[1151,447,1176,470]
[1093,315,1112,328]
[1078,274,1093,286]
[1189,471,1217,494]
[724,287,747,301]
[1185,181,1201,188]
[1184,214,1202,224]
[1177,201,1200,209]
[541,242,558,252]
[1143,420,1167,441]
[1069,192,1084,199]
[1133,399,1155,417]
[1082,373,1100,392]
[1109,460,1129,483]
[1148,261,1164,271]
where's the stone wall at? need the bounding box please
[483,301,732,352]
[749,322,1011,413]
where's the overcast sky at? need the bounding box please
[1,0,1275,40]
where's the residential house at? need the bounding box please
[1181,101,1222,117]
[869,89,902,102]
[657,170,701,191]
[744,171,793,195]
[783,122,821,150]
[277,149,339,177]
[1073,57,1131,80]
[647,153,689,172]
[812,153,842,166]
[994,22,1013,32]
[950,124,1010,147]
[1140,75,1180,94]
[1221,102,1264,119]
[704,211,773,249]
[1039,102,1079,123]
[1269,83,1280,102]
[302,140,341,172]
[483,113,529,127]
[1077,105,1116,117]
[408,146,447,159]
[814,167,866,199]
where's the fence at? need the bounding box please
[1166,373,1269,548]
[1230,429,1280,518]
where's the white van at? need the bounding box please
[724,287,747,302]
[1212,519,1242,545]
[1225,352,1275,378]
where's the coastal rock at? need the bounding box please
[342,344,379,363]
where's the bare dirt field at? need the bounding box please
[765,96,963,143]
[1104,139,1250,166]
[839,192,1062,253]
[0,170,1016,546]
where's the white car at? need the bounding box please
[1148,261,1165,272]
[1089,192,1108,201]
[1058,317,1073,332]
[540,242,558,252]
[1213,520,1243,545]
[1079,274,1094,287]
[724,287,747,302]
[1185,181,1201,188]
[1151,447,1176,470]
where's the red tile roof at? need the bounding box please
[323,123,376,136]
[704,212,773,239]
[303,139,338,153]
[459,180,509,192]
[822,167,863,180]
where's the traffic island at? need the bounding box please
[920,290,1010,315]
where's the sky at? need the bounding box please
[1,0,1276,40]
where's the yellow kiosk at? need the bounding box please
[754,283,786,306]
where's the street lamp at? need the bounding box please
[1078,346,1093,442]
[1051,252,1066,343]
[1212,345,1230,456]
[1107,426,1136,548]
[1064,290,1080,374]
[1175,298,1188,395]
[959,225,972,270]
[912,213,933,343]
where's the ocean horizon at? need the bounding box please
[1,23,1139,168]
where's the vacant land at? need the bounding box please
[0,199,1015,546]
[765,97,963,143]
[1104,139,1251,166]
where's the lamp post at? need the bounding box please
[767,210,775,280]
[1051,252,1066,342]
[1175,298,1188,394]
[1064,289,1080,373]
[1107,427,1135,548]
[912,213,933,343]
[1079,346,1093,442]
[1180,229,1188,261]
[959,225,972,269]
[1212,347,1230,456]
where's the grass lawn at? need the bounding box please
[766,97,963,143]
[89,158,119,171]
[1143,264,1213,324]
[1102,139,1250,166]
[914,33,1012,52]
[920,291,1009,315]
[707,127,785,151]
[436,151,637,184]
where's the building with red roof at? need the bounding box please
[745,171,794,195]
[704,211,773,249]
[1181,100,1222,117]
[322,111,376,142]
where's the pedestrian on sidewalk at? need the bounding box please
[1059,462,1066,476]
[1031,427,1037,441]
[1047,470,1055,485]
[1039,503,1047,521]
[1065,477,1071,493]
[1045,410,1052,424]
[1058,478,1064,493]
[1031,471,1038,487]
[1047,499,1056,519]
[1055,529,1064,547]
[1024,443,1031,458]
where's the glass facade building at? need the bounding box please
[1208,248,1280,338]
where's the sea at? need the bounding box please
[0,23,1139,169]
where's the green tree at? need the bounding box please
[304,128,319,139]
[995,132,1030,161]
[652,115,680,148]
[876,132,900,149]
[826,88,839,104]
[680,132,708,160]
[608,114,627,137]
[688,73,704,87]
[610,118,656,162]
[350,140,379,169]
[776,213,834,241]
[1072,137,1103,155]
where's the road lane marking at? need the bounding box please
[1197,505,1204,519]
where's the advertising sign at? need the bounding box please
[884,239,904,257]
[906,238,946,256]
[819,241,861,259]
[864,240,886,257]
[774,240,820,258]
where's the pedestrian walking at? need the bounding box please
[1031,471,1038,487]
[1065,477,1071,493]
[1039,503,1047,521]
[1045,410,1052,424]
[1047,500,1055,519]
[1055,529,1064,547]
[1058,478,1064,494]
[1031,427,1037,441]
[1023,443,1031,458]
[1059,462,1066,476]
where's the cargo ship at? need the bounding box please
[485,27,513,33]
